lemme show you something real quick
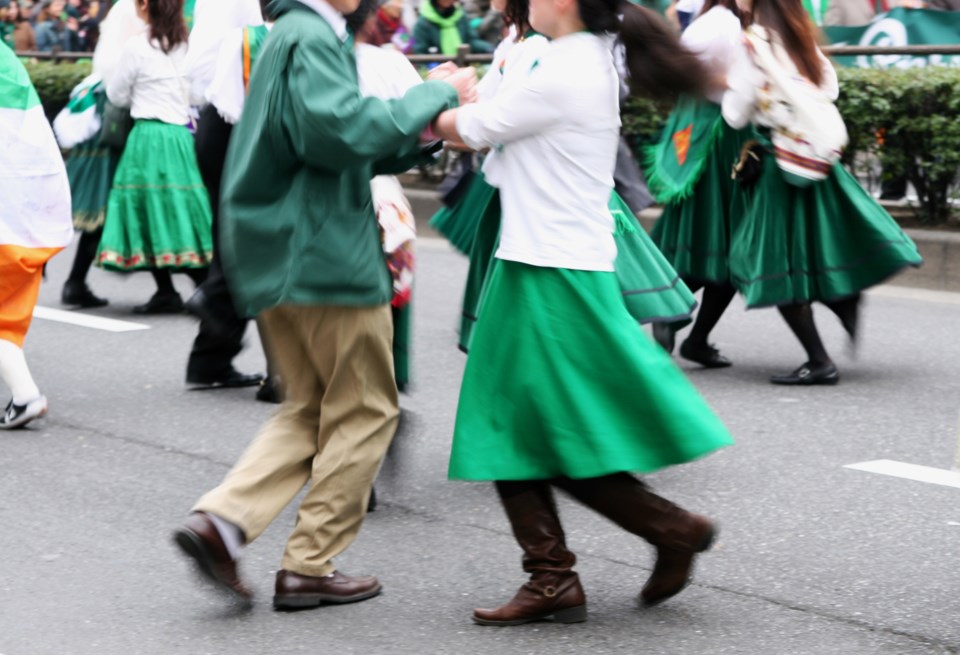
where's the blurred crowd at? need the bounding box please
[1,0,105,52]
[4,0,959,56]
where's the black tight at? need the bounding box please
[66,229,102,286]
[150,268,208,296]
[685,281,736,347]
[777,302,831,367]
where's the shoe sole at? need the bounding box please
[172,529,250,601]
[472,604,588,626]
[273,584,383,610]
[769,374,839,386]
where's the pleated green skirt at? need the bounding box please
[458,188,696,352]
[64,93,120,233]
[98,120,214,271]
[449,260,733,481]
[651,121,755,285]
[729,147,923,308]
[429,170,497,256]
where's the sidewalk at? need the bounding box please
[404,186,960,293]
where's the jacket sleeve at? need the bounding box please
[285,38,459,173]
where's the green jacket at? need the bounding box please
[221,0,459,316]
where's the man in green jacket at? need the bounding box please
[174,0,476,610]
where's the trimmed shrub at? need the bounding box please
[24,58,93,121]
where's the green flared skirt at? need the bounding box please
[449,260,733,481]
[651,121,755,285]
[729,147,923,308]
[429,170,497,256]
[458,188,696,352]
[97,120,214,271]
[64,94,121,233]
[392,302,411,391]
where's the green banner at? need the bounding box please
[824,8,960,68]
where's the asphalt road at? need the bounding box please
[2,237,960,655]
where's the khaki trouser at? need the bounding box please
[194,304,399,577]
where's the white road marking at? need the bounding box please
[845,459,960,490]
[32,306,150,333]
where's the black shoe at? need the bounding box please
[185,288,236,339]
[770,362,839,386]
[255,377,282,403]
[679,339,732,368]
[133,292,184,315]
[187,368,264,389]
[61,282,108,308]
[652,322,676,354]
[0,396,48,429]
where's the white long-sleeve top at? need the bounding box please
[107,31,191,125]
[185,0,263,105]
[205,23,275,124]
[681,6,743,104]
[722,28,839,130]
[457,32,620,272]
[92,0,145,86]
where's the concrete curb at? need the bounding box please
[405,187,960,293]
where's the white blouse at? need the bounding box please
[107,31,192,125]
[681,6,744,104]
[457,32,620,272]
[722,30,839,130]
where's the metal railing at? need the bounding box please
[17,43,960,65]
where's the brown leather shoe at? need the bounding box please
[640,514,715,607]
[273,569,382,610]
[173,512,252,600]
[473,572,587,626]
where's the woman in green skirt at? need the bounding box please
[722,0,922,385]
[97,0,213,314]
[438,12,696,353]
[432,0,732,626]
[646,0,755,368]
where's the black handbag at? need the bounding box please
[732,140,765,188]
[99,100,134,151]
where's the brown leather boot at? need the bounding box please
[555,474,715,607]
[473,482,588,626]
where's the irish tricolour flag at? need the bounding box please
[0,42,73,345]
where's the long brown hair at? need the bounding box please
[140,0,188,54]
[503,0,531,37]
[603,2,710,101]
[749,0,823,86]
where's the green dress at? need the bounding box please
[647,99,756,285]
[97,121,214,271]
[429,169,496,256]
[449,260,733,481]
[729,135,923,307]
[64,89,121,233]
[457,180,696,352]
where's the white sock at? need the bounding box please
[0,339,40,405]
[207,512,245,560]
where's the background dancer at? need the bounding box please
[96,0,214,314]
[0,42,74,428]
[433,0,733,625]
[173,0,476,610]
[182,0,268,394]
[56,0,143,309]
[722,0,923,384]
[646,0,754,368]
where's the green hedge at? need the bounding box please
[24,59,93,121]
[24,60,960,224]
[622,66,960,225]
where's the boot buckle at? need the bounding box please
[543,586,558,598]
